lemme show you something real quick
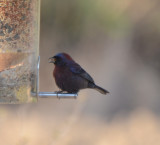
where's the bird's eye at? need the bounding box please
[55,56,61,61]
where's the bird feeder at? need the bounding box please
[0,0,77,104]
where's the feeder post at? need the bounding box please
[0,0,40,103]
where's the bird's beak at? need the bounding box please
[48,57,56,63]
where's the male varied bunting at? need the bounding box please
[49,53,109,95]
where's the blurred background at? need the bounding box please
[1,0,160,144]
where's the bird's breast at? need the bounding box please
[53,66,72,79]
[53,66,72,89]
[53,66,88,92]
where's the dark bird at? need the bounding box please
[49,53,109,95]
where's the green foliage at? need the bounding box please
[41,0,129,37]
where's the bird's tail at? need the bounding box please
[93,84,109,95]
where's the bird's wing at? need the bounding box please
[69,62,94,83]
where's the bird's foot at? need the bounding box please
[55,90,66,94]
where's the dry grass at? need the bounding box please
[0,106,159,145]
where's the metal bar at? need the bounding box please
[38,92,78,99]
[36,56,40,99]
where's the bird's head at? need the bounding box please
[49,53,73,66]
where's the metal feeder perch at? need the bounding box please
[31,56,78,99]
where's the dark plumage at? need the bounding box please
[49,53,109,95]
